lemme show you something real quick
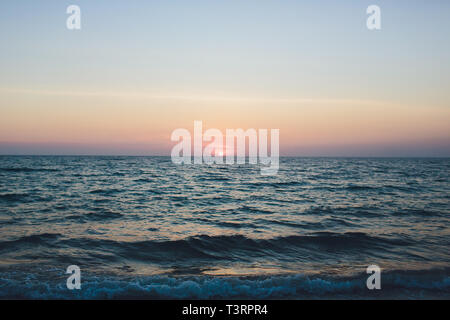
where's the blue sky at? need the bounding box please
[0,1,449,156]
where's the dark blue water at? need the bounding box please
[0,156,449,299]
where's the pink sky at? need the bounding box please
[1,89,449,156]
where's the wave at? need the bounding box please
[133,178,155,183]
[393,208,447,217]
[247,181,306,188]
[0,192,53,204]
[66,209,124,222]
[0,269,448,299]
[0,232,413,262]
[0,167,60,173]
[195,218,259,230]
[300,205,446,218]
[0,233,61,250]
[89,188,122,196]
[0,193,29,202]
[345,184,376,191]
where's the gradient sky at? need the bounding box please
[0,0,449,156]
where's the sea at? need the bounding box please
[0,156,449,299]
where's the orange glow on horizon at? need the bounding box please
[1,88,449,155]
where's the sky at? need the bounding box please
[0,0,449,156]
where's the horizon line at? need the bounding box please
[1,154,449,159]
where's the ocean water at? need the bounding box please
[0,156,449,299]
